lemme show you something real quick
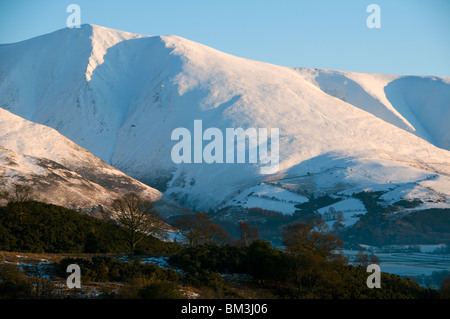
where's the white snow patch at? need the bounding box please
[223,183,309,215]
[318,198,367,227]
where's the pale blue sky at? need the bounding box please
[1,0,449,76]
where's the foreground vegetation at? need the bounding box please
[0,200,179,255]
[0,195,449,299]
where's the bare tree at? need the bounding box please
[173,212,229,246]
[331,211,344,233]
[282,220,343,260]
[239,221,259,246]
[0,183,35,224]
[282,220,345,295]
[440,276,450,299]
[0,183,34,203]
[355,249,370,267]
[107,193,166,253]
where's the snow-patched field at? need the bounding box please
[224,183,309,215]
[318,198,366,227]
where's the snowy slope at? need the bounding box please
[0,24,449,213]
[0,145,129,211]
[0,108,182,216]
[296,68,450,151]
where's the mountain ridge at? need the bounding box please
[0,24,449,214]
[0,108,183,216]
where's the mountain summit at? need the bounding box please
[0,24,449,213]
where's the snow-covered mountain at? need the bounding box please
[0,24,449,217]
[0,108,182,216]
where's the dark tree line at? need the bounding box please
[0,200,178,255]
